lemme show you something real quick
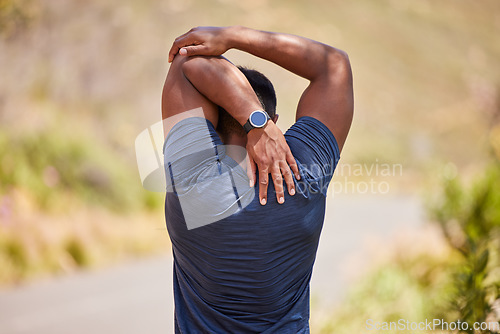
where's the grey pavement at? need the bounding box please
[0,195,424,334]
[311,194,425,307]
[0,256,175,334]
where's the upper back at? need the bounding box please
[164,116,339,331]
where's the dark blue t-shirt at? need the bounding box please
[164,116,339,333]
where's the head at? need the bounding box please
[216,66,277,143]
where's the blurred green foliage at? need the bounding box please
[430,163,500,333]
[317,162,500,332]
[0,127,162,213]
[0,0,37,37]
[64,237,90,267]
[316,253,453,334]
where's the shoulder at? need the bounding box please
[284,117,340,196]
[285,116,340,162]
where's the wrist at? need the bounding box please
[243,110,270,133]
[246,120,270,138]
[225,25,248,51]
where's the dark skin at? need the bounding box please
[163,26,353,205]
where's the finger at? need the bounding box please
[168,41,179,63]
[246,154,256,188]
[271,165,285,204]
[258,167,269,205]
[179,45,208,57]
[168,33,194,62]
[168,37,185,62]
[286,150,300,180]
[280,160,295,196]
[168,39,184,63]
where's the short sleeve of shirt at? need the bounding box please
[163,117,254,230]
[163,117,224,188]
[284,116,340,196]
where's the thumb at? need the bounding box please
[179,45,207,56]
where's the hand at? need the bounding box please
[168,26,232,63]
[246,121,300,205]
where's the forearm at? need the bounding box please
[226,26,346,81]
[167,28,304,203]
[181,56,262,125]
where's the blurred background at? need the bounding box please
[1,0,499,333]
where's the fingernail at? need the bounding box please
[260,198,266,205]
[249,180,254,187]
[290,188,295,195]
[179,48,187,55]
[279,197,284,204]
[296,174,301,180]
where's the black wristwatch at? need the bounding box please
[243,110,270,133]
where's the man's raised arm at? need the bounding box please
[162,54,299,205]
[169,26,353,151]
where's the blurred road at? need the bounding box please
[0,256,174,334]
[0,195,424,334]
[311,194,425,308]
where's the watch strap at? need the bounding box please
[243,120,254,133]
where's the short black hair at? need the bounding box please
[216,66,276,139]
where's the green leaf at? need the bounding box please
[476,250,489,273]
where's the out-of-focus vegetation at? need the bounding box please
[429,161,500,333]
[312,134,500,333]
[0,123,165,283]
[0,0,175,284]
[312,251,455,333]
[0,0,38,38]
[0,126,161,212]
[0,210,166,284]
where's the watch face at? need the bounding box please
[249,110,268,128]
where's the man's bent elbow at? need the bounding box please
[180,56,199,78]
[325,48,351,76]
[181,56,229,81]
[167,55,208,79]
